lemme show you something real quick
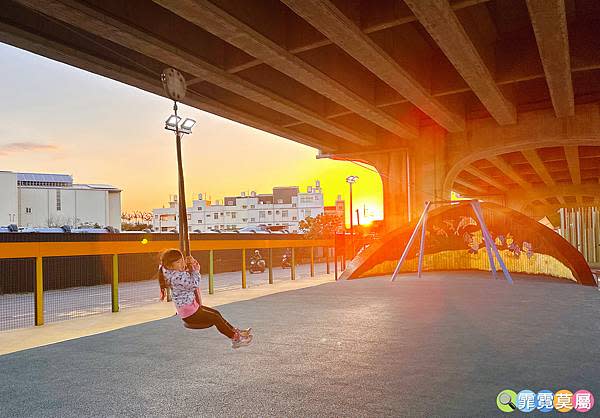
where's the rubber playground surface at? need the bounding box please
[1,272,598,417]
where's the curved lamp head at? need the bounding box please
[346,175,359,184]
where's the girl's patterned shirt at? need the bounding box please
[162,268,202,318]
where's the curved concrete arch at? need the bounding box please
[514,184,600,212]
[442,104,600,197]
[444,138,600,197]
[340,202,596,286]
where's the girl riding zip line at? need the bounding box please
[158,248,253,349]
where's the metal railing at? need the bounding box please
[0,234,333,330]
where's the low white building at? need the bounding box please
[153,181,325,233]
[0,171,121,229]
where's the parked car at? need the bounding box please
[237,225,271,234]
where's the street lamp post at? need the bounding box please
[161,68,196,258]
[346,175,359,257]
[165,106,196,257]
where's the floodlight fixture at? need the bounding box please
[165,115,196,134]
[165,115,181,132]
[180,118,196,133]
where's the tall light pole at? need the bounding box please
[161,68,196,257]
[346,175,359,256]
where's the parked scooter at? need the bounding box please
[249,250,266,273]
[249,258,266,273]
[281,252,291,269]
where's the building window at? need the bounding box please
[231,212,237,219]
[25,208,32,214]
[220,212,224,216]
[275,210,280,215]
[292,203,297,208]
[259,211,265,218]
[282,210,288,218]
[305,209,311,217]
[250,218,255,222]
[242,218,247,222]
[292,216,297,221]
[242,205,247,209]
[207,214,211,217]
[214,213,218,220]
[56,190,61,211]
[198,220,202,224]
[197,207,202,210]
[250,205,255,208]
[267,210,272,215]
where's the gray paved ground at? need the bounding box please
[1,271,599,417]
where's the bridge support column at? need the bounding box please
[368,150,409,232]
[410,126,447,218]
[366,126,448,232]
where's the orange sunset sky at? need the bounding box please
[0,43,383,224]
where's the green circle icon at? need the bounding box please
[497,390,518,413]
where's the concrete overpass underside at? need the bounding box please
[2,0,600,228]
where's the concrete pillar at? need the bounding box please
[369,150,409,232]
[410,126,448,219]
[361,126,448,232]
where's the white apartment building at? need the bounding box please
[153,181,325,233]
[0,171,121,229]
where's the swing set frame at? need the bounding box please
[390,200,513,284]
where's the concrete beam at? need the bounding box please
[522,149,556,187]
[515,183,600,211]
[564,146,581,185]
[281,0,465,132]
[194,14,600,110]
[15,0,371,147]
[453,178,488,194]
[152,0,412,141]
[362,0,491,34]
[405,0,516,125]
[526,0,574,118]
[0,21,335,152]
[463,166,509,192]
[486,157,532,190]
[221,0,491,76]
[444,104,600,196]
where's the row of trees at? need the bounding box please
[121,211,153,231]
[46,215,103,228]
[299,213,384,238]
[121,212,153,224]
[298,213,344,239]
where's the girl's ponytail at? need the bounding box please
[158,265,170,301]
[157,248,183,301]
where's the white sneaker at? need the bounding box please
[237,327,252,338]
[232,334,253,349]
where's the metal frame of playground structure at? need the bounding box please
[391,200,514,284]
